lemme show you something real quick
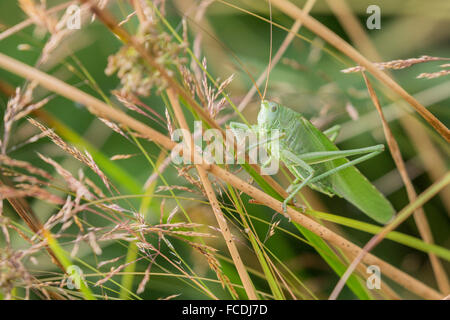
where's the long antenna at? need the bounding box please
[262,0,273,101]
[171,3,264,101]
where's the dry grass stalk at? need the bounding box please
[341,56,449,73]
[2,52,173,147]
[29,118,111,190]
[113,91,167,128]
[156,185,199,194]
[110,154,135,161]
[98,118,129,140]
[19,0,57,33]
[2,85,36,154]
[0,2,74,41]
[189,240,238,297]
[0,185,64,205]
[79,0,220,132]
[29,118,88,163]
[417,70,450,79]
[0,155,52,180]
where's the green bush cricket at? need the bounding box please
[229,100,396,224]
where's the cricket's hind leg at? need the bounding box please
[295,145,384,188]
[323,125,341,142]
[280,144,384,214]
[299,144,384,165]
[281,150,315,214]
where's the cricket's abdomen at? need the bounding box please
[280,115,337,196]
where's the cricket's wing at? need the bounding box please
[298,119,395,224]
[332,165,395,224]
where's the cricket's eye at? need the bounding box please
[271,105,277,112]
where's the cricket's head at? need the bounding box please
[258,100,281,130]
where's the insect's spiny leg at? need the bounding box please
[279,153,316,213]
[310,150,382,184]
[286,166,303,193]
[299,144,384,164]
